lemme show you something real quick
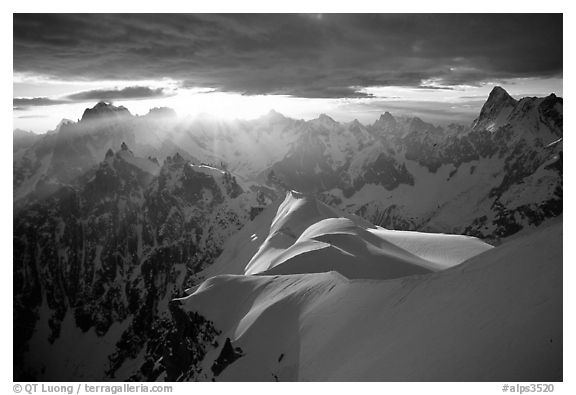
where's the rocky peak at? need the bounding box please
[263,109,286,122]
[105,148,115,160]
[536,93,563,136]
[473,86,518,131]
[146,107,177,119]
[350,119,363,128]
[115,142,135,159]
[54,119,74,133]
[309,113,338,130]
[488,86,515,102]
[378,111,396,123]
[314,113,335,125]
[371,112,399,135]
[164,152,186,167]
[173,152,184,163]
[81,101,131,122]
[318,113,335,122]
[539,93,562,112]
[408,117,432,133]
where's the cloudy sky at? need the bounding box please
[13,14,562,132]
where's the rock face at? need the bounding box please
[14,89,563,243]
[13,144,274,381]
[313,88,562,241]
[472,86,518,131]
[81,101,132,122]
[13,87,562,380]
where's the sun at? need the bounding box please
[135,89,341,122]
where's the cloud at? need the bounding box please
[13,97,69,110]
[415,85,455,91]
[13,14,562,98]
[17,114,50,119]
[64,86,168,101]
[13,97,67,108]
[338,98,485,126]
[13,86,169,110]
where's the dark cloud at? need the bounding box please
[13,14,562,98]
[14,86,168,110]
[416,85,455,91]
[13,97,67,107]
[13,97,68,110]
[64,86,167,101]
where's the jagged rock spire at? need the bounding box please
[478,86,517,119]
[472,86,518,131]
[81,101,131,122]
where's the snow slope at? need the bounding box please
[200,191,491,282]
[177,218,562,381]
[245,191,370,275]
[199,191,373,280]
[197,196,284,280]
[368,227,493,270]
[243,191,491,279]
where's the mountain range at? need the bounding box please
[13,87,563,381]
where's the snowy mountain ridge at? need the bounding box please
[166,192,562,381]
[14,87,562,243]
[13,86,563,381]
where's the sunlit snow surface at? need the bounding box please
[176,192,561,381]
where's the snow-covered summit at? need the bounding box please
[250,191,491,278]
[172,195,561,381]
[199,190,491,281]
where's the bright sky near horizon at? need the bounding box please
[13,14,562,132]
